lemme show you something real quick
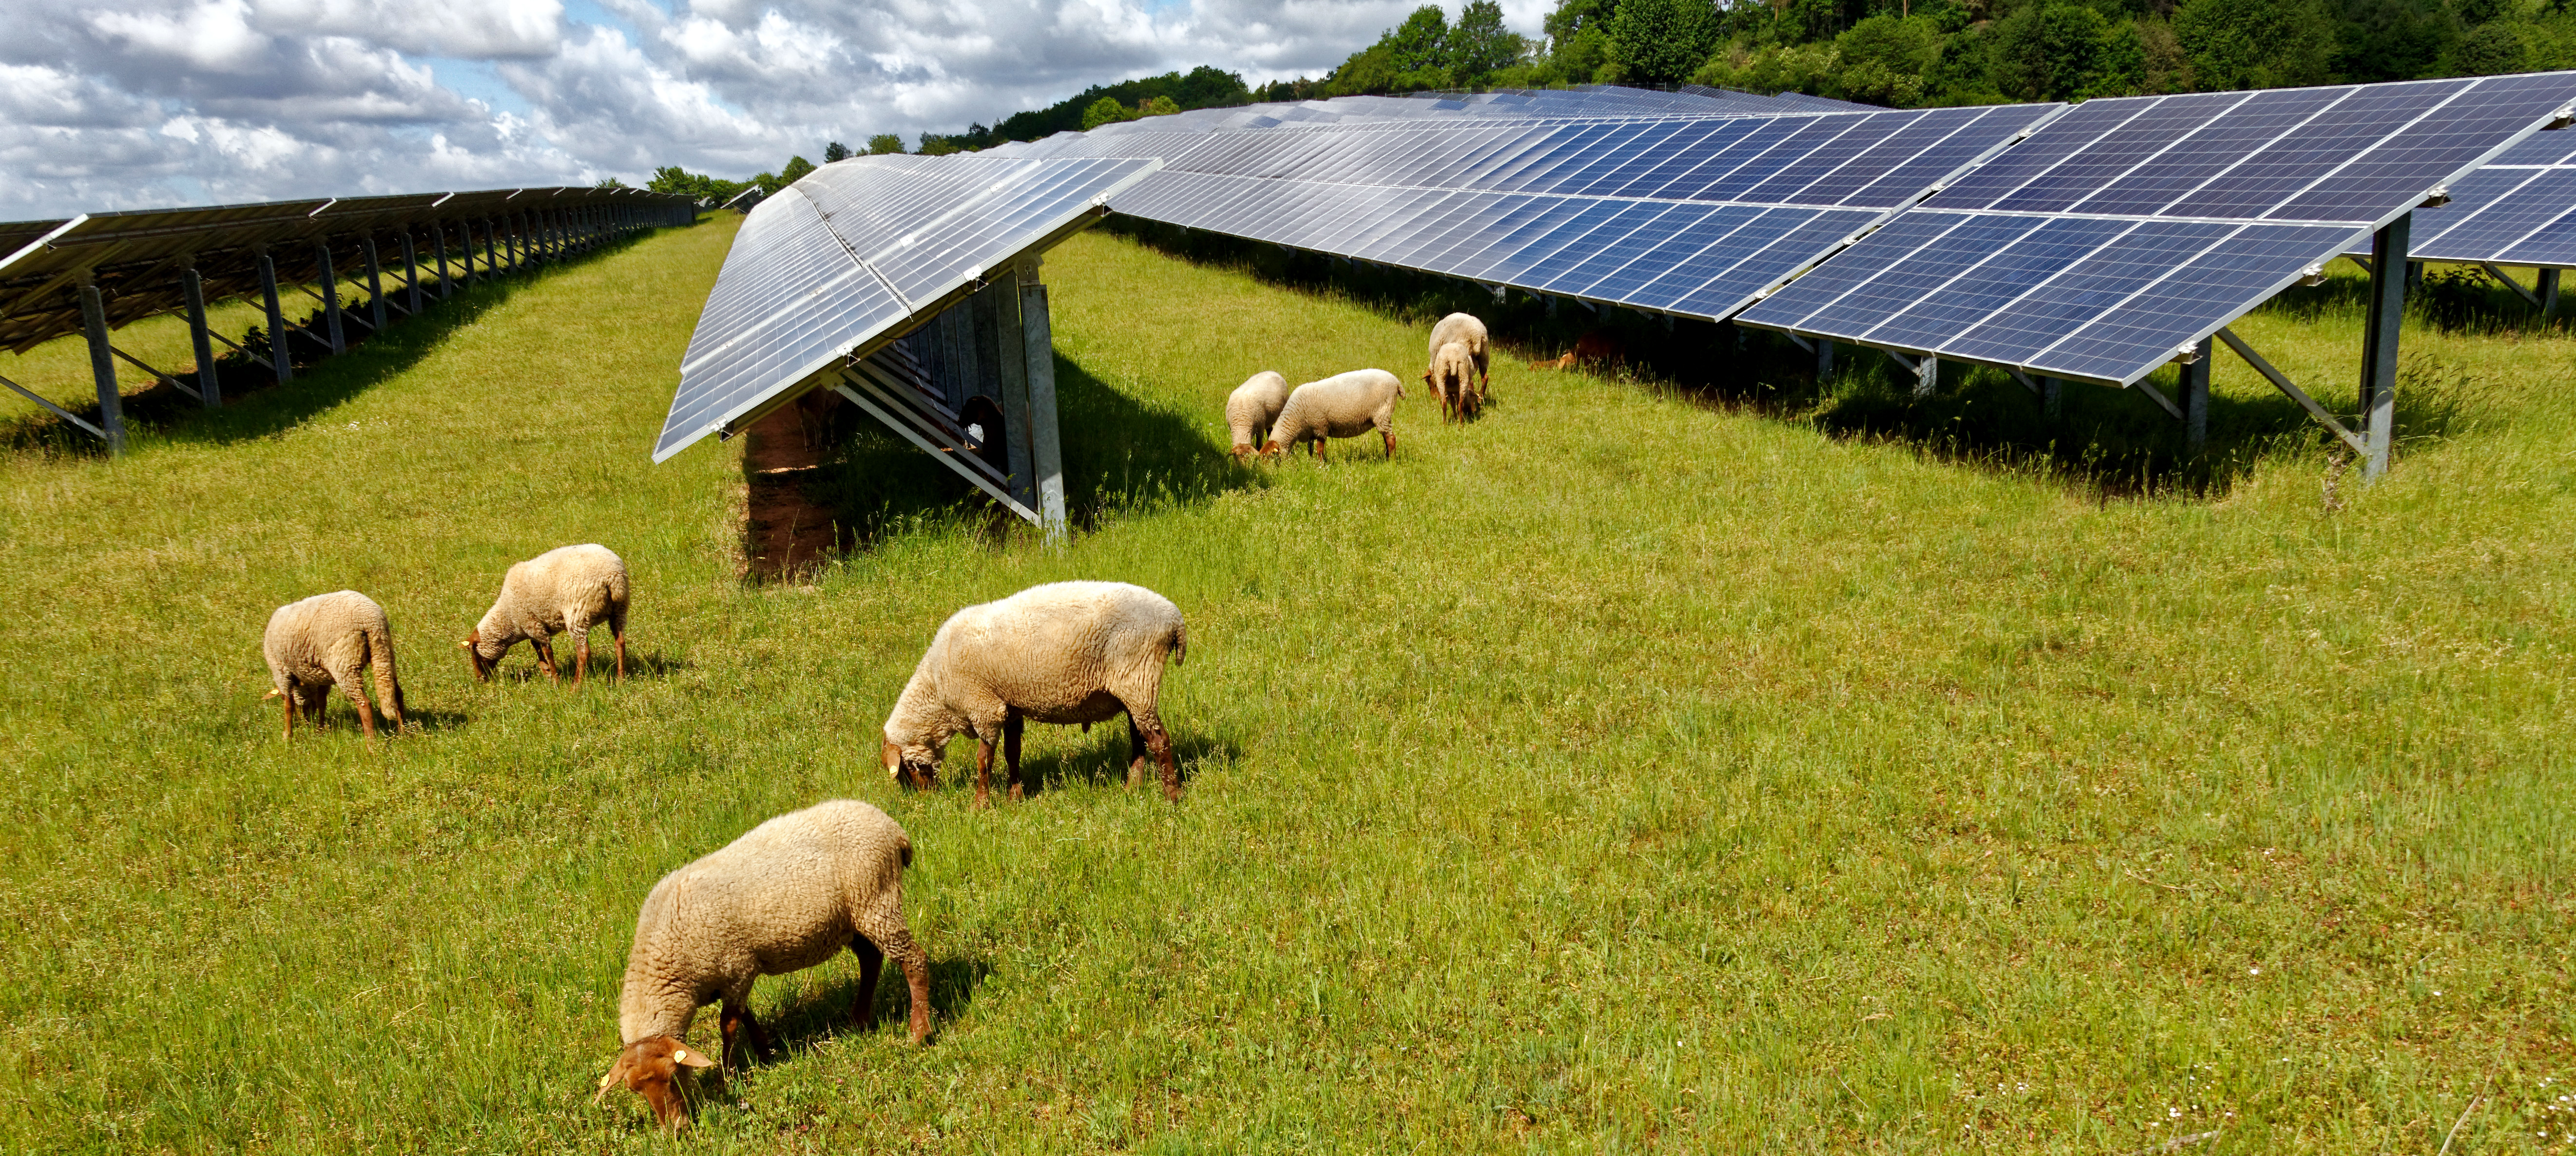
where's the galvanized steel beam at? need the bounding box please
[183,264,219,409]
[78,277,126,455]
[1018,257,1067,544]
[2358,214,2410,481]
[258,249,291,382]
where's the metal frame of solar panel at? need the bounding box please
[2357,129,2576,312]
[1737,73,2576,480]
[1007,102,2062,327]
[655,153,1158,539]
[0,186,695,455]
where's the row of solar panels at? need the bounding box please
[980,75,2576,390]
[0,186,699,355]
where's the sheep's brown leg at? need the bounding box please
[1125,713,1147,789]
[615,629,627,683]
[1003,713,1025,803]
[1150,724,1181,802]
[850,937,884,1030]
[280,692,294,742]
[349,684,378,745]
[719,998,775,1064]
[574,632,590,689]
[900,942,931,1044]
[535,639,560,683]
[1381,429,1397,458]
[972,737,995,810]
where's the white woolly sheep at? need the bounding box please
[1261,369,1404,461]
[1426,341,1481,422]
[597,798,930,1130]
[461,544,631,687]
[883,580,1189,806]
[1427,312,1490,393]
[1225,370,1290,457]
[263,590,408,744]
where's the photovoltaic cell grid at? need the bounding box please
[1739,74,2576,386]
[2385,130,2576,266]
[1019,103,2060,320]
[654,153,1157,462]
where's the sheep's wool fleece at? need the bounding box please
[263,591,393,694]
[1272,370,1403,447]
[475,544,628,656]
[1226,371,1290,448]
[619,799,914,1043]
[1427,313,1489,364]
[889,581,1186,741]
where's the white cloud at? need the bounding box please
[0,0,1532,218]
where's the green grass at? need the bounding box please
[2,214,2573,1154]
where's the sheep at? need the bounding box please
[1425,341,1481,422]
[461,544,631,687]
[1225,370,1290,457]
[1530,329,1624,371]
[261,590,408,744]
[597,798,930,1130]
[883,580,1189,806]
[1261,369,1404,461]
[1427,312,1490,394]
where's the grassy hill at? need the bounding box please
[0,215,2569,1152]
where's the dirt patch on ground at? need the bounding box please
[741,405,851,581]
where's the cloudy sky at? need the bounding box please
[0,0,1549,219]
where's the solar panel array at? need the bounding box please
[1738,74,2576,385]
[1008,103,2060,320]
[655,153,1156,462]
[2384,129,2576,266]
[0,185,692,354]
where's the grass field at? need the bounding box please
[0,212,2570,1154]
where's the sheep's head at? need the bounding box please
[595,1036,714,1130]
[884,739,940,789]
[459,630,496,682]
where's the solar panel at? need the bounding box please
[1738,74,2576,386]
[2386,128,2576,266]
[1013,103,2057,322]
[653,153,1157,462]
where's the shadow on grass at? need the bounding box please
[1107,217,2494,499]
[0,231,658,458]
[761,951,992,1052]
[800,349,1264,553]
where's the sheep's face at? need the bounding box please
[595,1036,713,1130]
[885,739,940,789]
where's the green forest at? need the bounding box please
[648,0,2575,198]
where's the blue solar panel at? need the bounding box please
[1740,73,2576,387]
[1008,100,2056,323]
[2393,117,2576,267]
[654,154,1156,462]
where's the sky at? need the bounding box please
[0,0,1551,220]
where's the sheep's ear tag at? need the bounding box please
[674,1047,715,1069]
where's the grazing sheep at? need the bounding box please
[1425,341,1481,422]
[1225,370,1290,457]
[1261,369,1404,461]
[1530,329,1623,371]
[597,799,930,1130]
[262,590,408,744]
[461,544,631,687]
[1427,312,1490,393]
[883,581,1189,806]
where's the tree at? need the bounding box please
[2451,20,2528,70]
[2330,0,2451,81]
[866,133,905,154]
[1081,97,1136,130]
[778,155,817,185]
[823,140,851,163]
[1139,95,1182,116]
[1451,0,1529,81]
[2172,0,2334,90]
[1834,14,1943,104]
[646,165,748,203]
[1612,0,1721,84]
[1990,2,2142,99]
[1387,5,1452,74]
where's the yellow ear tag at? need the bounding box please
[673,1049,688,1061]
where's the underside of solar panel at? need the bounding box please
[653,153,1158,463]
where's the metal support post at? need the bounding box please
[2542,267,2561,321]
[78,276,126,455]
[1018,258,1068,544]
[183,264,219,410]
[433,226,451,297]
[316,242,345,354]
[1913,354,1938,397]
[2179,337,2211,451]
[1815,337,1833,380]
[402,232,421,313]
[461,222,477,284]
[2405,260,2422,292]
[2043,376,2062,418]
[2357,214,2411,482]
[258,249,292,382]
[363,237,386,331]
[978,278,1038,510]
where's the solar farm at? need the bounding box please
[3,75,2575,1151]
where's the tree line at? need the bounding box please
[649,0,2565,200]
